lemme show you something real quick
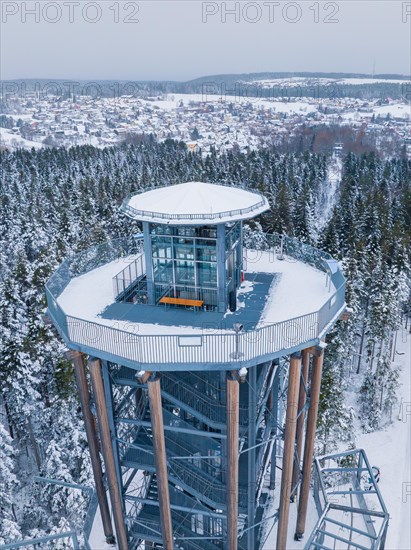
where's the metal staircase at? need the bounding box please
[304,449,389,550]
[110,363,276,548]
[121,431,247,513]
[127,473,225,549]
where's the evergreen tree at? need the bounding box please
[0,423,21,544]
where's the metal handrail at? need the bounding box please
[112,250,145,301]
[307,449,390,550]
[0,531,80,550]
[120,182,268,222]
[161,373,249,425]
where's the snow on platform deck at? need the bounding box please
[57,251,332,337]
[101,272,276,331]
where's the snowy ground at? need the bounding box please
[88,496,117,550]
[317,155,342,229]
[261,493,318,550]
[0,128,44,150]
[146,94,318,114]
[353,325,411,550]
[341,102,411,122]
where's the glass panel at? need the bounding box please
[150,223,172,235]
[175,260,195,285]
[151,236,173,259]
[196,226,217,239]
[153,258,173,283]
[175,226,195,237]
[225,221,241,251]
[198,262,217,286]
[196,239,217,262]
[226,253,234,285]
[174,239,194,261]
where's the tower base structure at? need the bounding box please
[45,183,354,548]
[68,346,339,550]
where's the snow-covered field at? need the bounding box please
[145,93,318,114]
[0,128,43,150]
[340,103,411,122]
[338,78,410,86]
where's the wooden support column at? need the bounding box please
[146,374,174,550]
[68,351,115,544]
[291,349,310,500]
[276,353,301,550]
[101,361,125,512]
[226,372,240,550]
[295,346,325,540]
[89,357,129,550]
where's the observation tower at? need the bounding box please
[46,181,350,549]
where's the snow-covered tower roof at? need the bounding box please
[121,181,270,224]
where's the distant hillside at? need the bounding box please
[1,72,410,101]
[185,71,411,85]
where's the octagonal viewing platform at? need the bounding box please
[46,188,346,371]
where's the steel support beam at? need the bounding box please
[291,348,310,499]
[277,352,302,550]
[0,531,80,550]
[226,371,240,550]
[269,363,280,490]
[142,220,155,305]
[89,357,129,550]
[295,347,325,540]
[69,351,114,544]
[146,374,174,550]
[125,495,227,518]
[247,364,257,549]
[217,224,227,312]
[116,417,227,438]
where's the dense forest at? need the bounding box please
[0,139,410,543]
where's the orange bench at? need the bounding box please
[159,296,204,309]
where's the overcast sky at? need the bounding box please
[1,1,410,80]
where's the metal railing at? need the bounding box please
[161,373,249,426]
[60,307,326,367]
[120,182,268,222]
[0,532,80,550]
[45,233,346,369]
[112,251,145,301]
[306,449,389,550]
[0,477,96,550]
